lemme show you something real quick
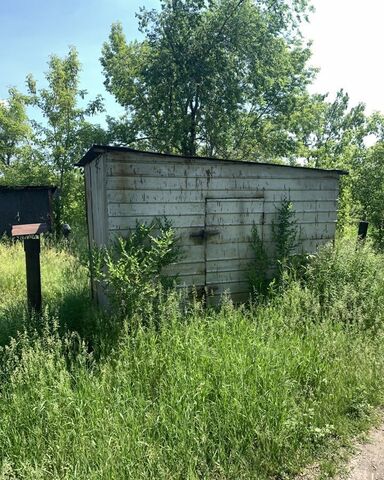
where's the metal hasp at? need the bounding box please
[12,222,48,314]
[77,144,348,306]
[190,229,220,240]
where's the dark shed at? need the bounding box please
[0,186,56,236]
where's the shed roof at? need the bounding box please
[76,145,348,175]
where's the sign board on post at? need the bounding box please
[0,186,56,237]
[2,186,56,314]
[11,222,49,314]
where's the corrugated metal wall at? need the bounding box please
[86,150,341,303]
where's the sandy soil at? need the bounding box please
[336,424,384,480]
[296,421,384,480]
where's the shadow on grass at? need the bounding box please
[0,287,106,351]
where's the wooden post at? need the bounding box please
[12,224,48,315]
[24,238,42,314]
[358,221,369,241]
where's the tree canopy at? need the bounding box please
[0,89,32,166]
[25,47,107,228]
[101,0,314,159]
[2,1,384,243]
[0,48,107,231]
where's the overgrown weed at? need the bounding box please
[1,238,384,478]
[0,239,96,346]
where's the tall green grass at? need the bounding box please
[0,240,92,345]
[1,239,384,478]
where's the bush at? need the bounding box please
[92,219,181,321]
[249,198,300,297]
[304,238,384,329]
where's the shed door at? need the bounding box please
[204,198,264,303]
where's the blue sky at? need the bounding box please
[1,0,384,125]
[0,0,160,122]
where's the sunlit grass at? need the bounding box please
[0,240,91,345]
[0,239,384,478]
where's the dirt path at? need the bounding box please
[296,420,384,480]
[336,424,384,480]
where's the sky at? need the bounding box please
[0,0,160,121]
[302,0,384,114]
[1,0,384,123]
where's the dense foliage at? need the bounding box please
[0,89,32,166]
[353,142,384,246]
[93,220,181,320]
[1,1,384,240]
[101,0,314,158]
[0,48,108,232]
[1,240,384,478]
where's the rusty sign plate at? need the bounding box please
[11,223,48,237]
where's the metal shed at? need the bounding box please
[77,145,346,303]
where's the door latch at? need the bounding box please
[190,229,220,240]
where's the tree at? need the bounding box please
[26,47,107,230]
[293,90,367,169]
[275,89,374,231]
[0,88,32,166]
[352,142,384,247]
[101,0,314,159]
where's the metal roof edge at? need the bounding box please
[75,145,349,176]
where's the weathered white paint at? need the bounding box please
[107,189,336,203]
[82,147,344,304]
[107,176,339,191]
[86,155,107,246]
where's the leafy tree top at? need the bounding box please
[101,0,315,159]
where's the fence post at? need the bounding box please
[357,221,369,241]
[24,238,42,314]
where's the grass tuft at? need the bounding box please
[0,239,384,478]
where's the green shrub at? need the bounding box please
[272,198,299,267]
[250,198,300,297]
[249,224,269,296]
[305,238,384,329]
[93,219,181,321]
